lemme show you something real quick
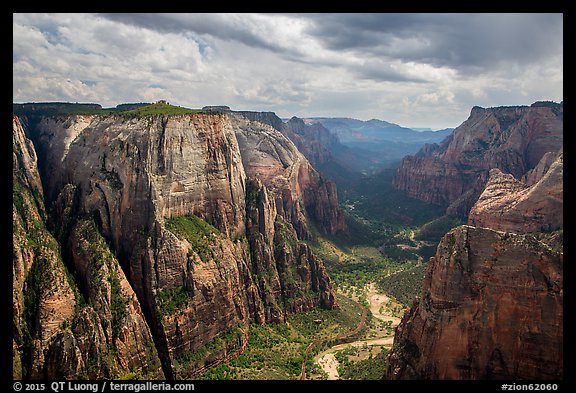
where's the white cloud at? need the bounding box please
[13,13,563,129]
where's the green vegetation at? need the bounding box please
[319,165,459,265]
[329,258,413,295]
[13,102,114,116]
[21,256,50,377]
[156,285,190,317]
[334,346,389,380]
[416,215,465,243]
[392,338,420,361]
[195,293,366,379]
[109,271,129,341]
[120,102,204,116]
[377,263,428,307]
[13,101,207,117]
[165,214,220,262]
[344,167,447,227]
[174,323,246,379]
[245,178,261,208]
[118,368,144,380]
[273,216,299,257]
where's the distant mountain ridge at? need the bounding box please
[306,117,453,146]
[300,117,453,174]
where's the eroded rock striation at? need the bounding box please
[392,102,563,217]
[386,114,563,380]
[235,111,346,235]
[468,150,563,234]
[386,226,563,380]
[14,108,340,379]
[386,102,563,380]
[13,116,163,379]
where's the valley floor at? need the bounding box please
[312,283,405,380]
[193,242,419,380]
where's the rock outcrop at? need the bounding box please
[235,112,346,235]
[468,150,563,234]
[393,102,563,217]
[386,225,563,380]
[14,108,340,379]
[386,102,563,380]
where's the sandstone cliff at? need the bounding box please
[386,103,563,380]
[393,102,563,217]
[386,132,563,380]
[468,150,563,234]
[14,108,340,379]
[235,112,346,236]
[13,116,163,379]
[386,225,563,380]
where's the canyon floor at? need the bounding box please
[312,283,405,380]
[191,242,418,380]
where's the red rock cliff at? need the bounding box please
[15,110,339,379]
[468,150,563,233]
[393,102,563,217]
[386,225,563,380]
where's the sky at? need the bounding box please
[13,13,563,129]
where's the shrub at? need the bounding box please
[165,215,220,262]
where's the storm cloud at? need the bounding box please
[13,13,562,129]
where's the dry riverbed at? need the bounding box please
[313,283,405,380]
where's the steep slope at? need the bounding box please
[392,102,563,217]
[234,112,346,236]
[386,226,563,380]
[386,139,563,380]
[13,116,163,380]
[14,108,340,379]
[468,150,563,233]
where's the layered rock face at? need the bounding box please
[468,150,563,233]
[13,116,163,379]
[14,110,340,379]
[386,120,563,379]
[283,116,341,166]
[233,114,346,237]
[386,226,563,380]
[393,102,563,217]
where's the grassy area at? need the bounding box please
[120,102,205,116]
[165,214,220,262]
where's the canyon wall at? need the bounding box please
[392,102,563,217]
[386,128,563,380]
[386,226,563,380]
[13,109,341,379]
[13,116,163,379]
